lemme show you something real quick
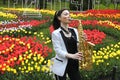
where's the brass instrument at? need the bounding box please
[77,20,95,70]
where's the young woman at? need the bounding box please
[51,9,82,80]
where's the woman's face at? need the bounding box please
[58,10,71,24]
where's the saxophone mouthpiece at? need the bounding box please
[68,18,74,21]
[68,18,80,21]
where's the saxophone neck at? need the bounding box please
[78,20,83,29]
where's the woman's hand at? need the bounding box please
[66,52,83,60]
[83,33,87,40]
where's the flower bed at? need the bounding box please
[0,11,17,19]
[0,35,52,73]
[0,8,120,80]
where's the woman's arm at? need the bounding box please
[52,30,82,60]
[52,31,68,58]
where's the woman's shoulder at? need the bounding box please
[69,27,77,29]
[52,28,61,34]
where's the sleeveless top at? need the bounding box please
[60,28,79,71]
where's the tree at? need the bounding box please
[69,0,93,11]
[3,0,6,4]
[38,0,47,9]
[83,0,92,10]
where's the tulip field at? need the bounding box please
[0,3,120,80]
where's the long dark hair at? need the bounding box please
[52,9,67,30]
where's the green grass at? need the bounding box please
[95,4,120,9]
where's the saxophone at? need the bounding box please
[77,20,95,70]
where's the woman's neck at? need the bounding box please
[61,23,70,34]
[61,23,68,30]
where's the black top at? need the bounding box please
[60,28,78,54]
[60,28,79,71]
